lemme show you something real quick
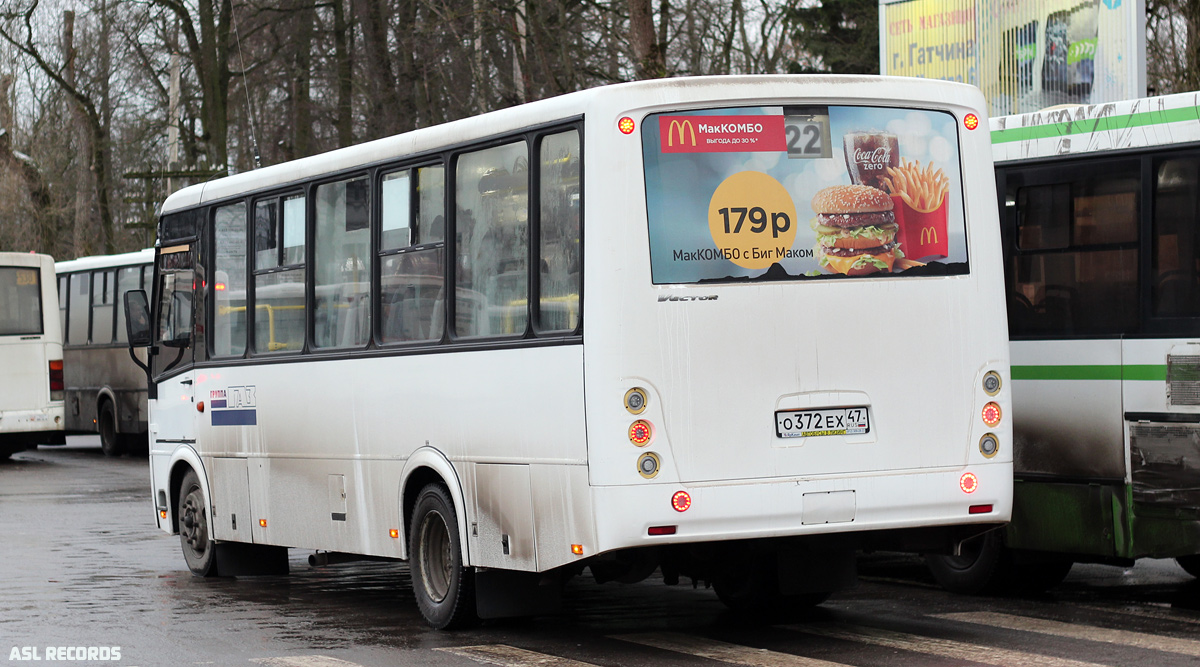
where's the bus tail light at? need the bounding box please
[981,402,1002,427]
[629,420,653,446]
[648,526,677,536]
[48,360,64,401]
[671,491,691,512]
[959,472,979,494]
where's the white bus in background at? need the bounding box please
[0,252,64,459]
[126,75,1012,629]
[926,91,1200,594]
[55,249,154,456]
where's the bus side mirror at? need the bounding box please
[124,290,152,347]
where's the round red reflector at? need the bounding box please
[618,117,636,134]
[964,113,979,130]
[960,472,979,494]
[982,401,1002,427]
[671,491,691,512]
[629,419,653,446]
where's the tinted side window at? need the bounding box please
[538,131,581,333]
[314,176,371,349]
[380,166,445,344]
[1008,162,1139,336]
[214,203,248,356]
[1153,156,1200,319]
[253,194,306,353]
[68,273,90,344]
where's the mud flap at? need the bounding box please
[214,543,289,576]
[475,569,561,619]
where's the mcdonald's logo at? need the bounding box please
[920,226,939,245]
[667,119,697,147]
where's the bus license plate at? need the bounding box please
[775,407,870,438]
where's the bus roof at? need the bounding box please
[55,248,155,273]
[161,74,986,215]
[990,91,1200,163]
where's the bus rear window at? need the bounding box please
[643,105,970,284]
[0,266,43,336]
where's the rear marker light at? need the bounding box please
[625,387,648,414]
[618,117,636,134]
[960,472,979,494]
[389,529,399,539]
[629,419,653,446]
[648,526,677,536]
[571,544,584,555]
[259,519,268,527]
[197,401,205,413]
[637,452,660,478]
[160,510,168,519]
[964,113,980,130]
[49,360,64,400]
[983,371,1001,395]
[671,491,691,512]
[979,433,999,458]
[981,402,1002,427]
[969,504,993,514]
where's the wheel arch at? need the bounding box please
[166,446,208,536]
[399,447,469,564]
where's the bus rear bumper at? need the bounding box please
[591,463,1012,555]
[0,407,65,437]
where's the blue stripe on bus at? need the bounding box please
[211,409,257,426]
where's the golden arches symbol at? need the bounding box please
[667,119,697,147]
[920,226,939,245]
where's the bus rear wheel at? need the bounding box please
[409,483,477,630]
[98,401,124,457]
[178,469,217,576]
[925,529,1007,594]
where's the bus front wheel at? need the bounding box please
[98,401,124,457]
[178,469,217,576]
[409,483,477,630]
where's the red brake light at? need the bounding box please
[671,491,691,512]
[960,472,979,494]
[969,504,993,514]
[964,113,979,130]
[648,526,677,536]
[215,283,227,291]
[629,420,653,446]
[618,117,636,134]
[49,360,64,392]
[982,402,1002,427]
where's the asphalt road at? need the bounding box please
[3,442,1200,667]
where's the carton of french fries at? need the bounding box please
[882,158,950,261]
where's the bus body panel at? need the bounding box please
[1009,339,1125,481]
[0,253,64,442]
[580,80,1011,538]
[169,345,586,567]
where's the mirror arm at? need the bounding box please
[163,345,186,375]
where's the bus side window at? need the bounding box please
[68,273,90,345]
[156,250,194,347]
[254,194,306,353]
[380,166,445,344]
[538,130,580,333]
[1153,157,1200,318]
[58,275,68,339]
[213,203,248,357]
[114,266,141,344]
[455,141,529,338]
[314,176,371,349]
[91,269,115,345]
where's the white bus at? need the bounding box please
[0,252,64,459]
[55,249,155,456]
[126,75,1012,628]
[926,91,1200,594]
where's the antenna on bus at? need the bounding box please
[232,15,262,169]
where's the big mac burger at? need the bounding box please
[810,184,901,276]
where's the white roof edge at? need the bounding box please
[162,75,985,215]
[54,248,156,272]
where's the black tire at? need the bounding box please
[178,469,218,576]
[98,401,124,457]
[1177,555,1200,578]
[409,483,477,630]
[925,529,1008,595]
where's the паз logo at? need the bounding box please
[920,226,939,245]
[667,119,697,147]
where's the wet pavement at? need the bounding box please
[3,443,1200,666]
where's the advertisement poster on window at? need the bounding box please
[643,106,969,285]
